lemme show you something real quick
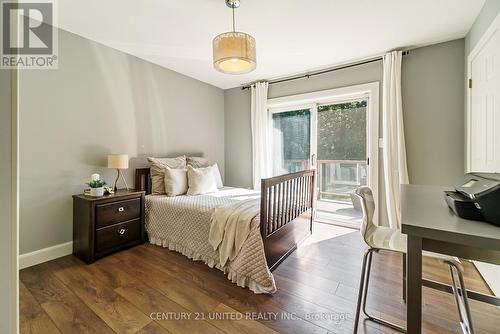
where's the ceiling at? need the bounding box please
[57,0,484,89]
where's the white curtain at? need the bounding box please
[251,81,271,190]
[382,51,409,229]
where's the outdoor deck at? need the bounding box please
[316,199,362,226]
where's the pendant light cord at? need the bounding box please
[232,6,235,32]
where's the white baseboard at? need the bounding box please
[473,261,500,297]
[19,241,73,270]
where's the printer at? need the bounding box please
[445,173,500,226]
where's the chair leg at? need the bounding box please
[457,268,474,334]
[447,262,474,334]
[354,249,406,333]
[353,249,370,334]
[355,251,474,334]
[361,250,374,319]
[402,253,407,304]
[362,250,406,333]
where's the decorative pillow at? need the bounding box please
[187,156,211,168]
[211,163,224,188]
[164,167,188,197]
[187,165,218,195]
[147,156,186,195]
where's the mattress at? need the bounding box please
[145,187,276,293]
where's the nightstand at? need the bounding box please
[72,189,145,263]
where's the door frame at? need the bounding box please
[466,12,500,172]
[267,82,380,223]
[3,68,19,333]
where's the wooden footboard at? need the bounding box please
[135,167,316,271]
[260,170,316,271]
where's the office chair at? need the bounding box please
[353,186,473,334]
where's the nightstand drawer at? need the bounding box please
[96,198,141,228]
[95,219,141,254]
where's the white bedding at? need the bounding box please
[145,187,277,294]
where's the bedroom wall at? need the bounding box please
[0,69,16,334]
[224,88,253,188]
[19,28,225,255]
[224,39,465,225]
[402,39,465,186]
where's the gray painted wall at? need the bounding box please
[465,0,500,56]
[402,39,465,186]
[19,28,225,254]
[224,88,253,188]
[224,39,466,224]
[1,69,16,334]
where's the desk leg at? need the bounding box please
[407,236,422,334]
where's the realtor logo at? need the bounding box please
[1,0,58,69]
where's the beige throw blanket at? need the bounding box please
[209,198,260,267]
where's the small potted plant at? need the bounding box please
[87,174,106,197]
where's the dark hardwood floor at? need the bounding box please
[20,223,500,334]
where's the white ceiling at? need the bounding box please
[57,0,484,89]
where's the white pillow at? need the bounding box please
[164,167,188,197]
[187,165,218,195]
[211,163,224,188]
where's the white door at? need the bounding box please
[468,14,500,172]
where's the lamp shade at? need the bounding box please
[213,32,256,74]
[107,154,129,169]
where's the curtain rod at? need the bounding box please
[241,50,409,90]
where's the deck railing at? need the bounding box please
[275,159,367,202]
[317,159,367,201]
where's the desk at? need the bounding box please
[401,184,500,334]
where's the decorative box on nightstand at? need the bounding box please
[72,189,145,263]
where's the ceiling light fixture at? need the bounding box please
[213,0,256,74]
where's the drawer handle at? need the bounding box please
[118,207,125,212]
[119,228,126,235]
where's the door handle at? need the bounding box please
[311,154,317,166]
[119,228,126,235]
[118,207,124,212]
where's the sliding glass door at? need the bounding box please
[316,100,367,202]
[269,83,379,227]
[271,106,316,176]
[315,100,368,226]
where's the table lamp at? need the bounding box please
[107,154,129,191]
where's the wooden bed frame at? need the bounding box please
[135,168,315,271]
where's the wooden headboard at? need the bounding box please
[135,168,152,194]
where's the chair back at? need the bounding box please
[355,186,377,247]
